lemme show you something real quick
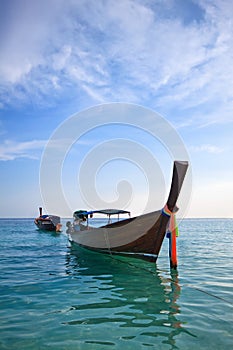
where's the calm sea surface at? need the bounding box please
[0,218,232,349]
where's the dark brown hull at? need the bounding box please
[69,161,188,262]
[70,211,169,262]
[35,219,57,231]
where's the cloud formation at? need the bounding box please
[190,143,224,154]
[0,139,46,161]
[0,0,233,127]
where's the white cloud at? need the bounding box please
[0,139,47,161]
[189,144,224,154]
[0,0,233,126]
[52,45,72,71]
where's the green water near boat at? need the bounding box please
[0,218,232,349]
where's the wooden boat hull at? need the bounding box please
[69,161,188,262]
[70,210,168,261]
[35,219,57,231]
[34,208,61,232]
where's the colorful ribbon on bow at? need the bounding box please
[162,204,179,269]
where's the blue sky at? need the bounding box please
[0,0,233,218]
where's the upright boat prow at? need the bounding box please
[68,161,188,267]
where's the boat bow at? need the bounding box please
[69,161,188,266]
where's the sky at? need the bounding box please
[0,0,233,218]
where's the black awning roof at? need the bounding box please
[73,209,130,217]
[90,209,130,216]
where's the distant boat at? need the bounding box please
[67,161,188,268]
[34,207,62,232]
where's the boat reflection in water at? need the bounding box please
[65,245,195,348]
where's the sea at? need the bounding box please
[0,218,232,350]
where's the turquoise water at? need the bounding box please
[0,218,232,349]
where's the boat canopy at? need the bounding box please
[90,209,130,216]
[49,215,61,225]
[40,214,50,219]
[73,209,130,219]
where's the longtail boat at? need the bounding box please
[34,207,62,232]
[67,161,188,268]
